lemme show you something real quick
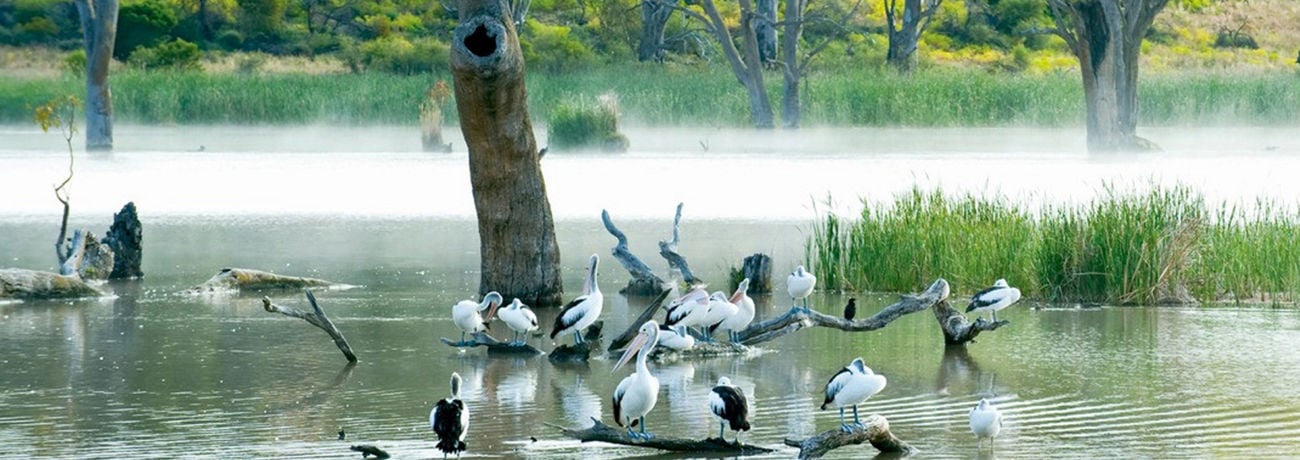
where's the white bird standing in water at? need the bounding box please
[452,291,502,346]
[655,324,696,351]
[430,372,469,458]
[969,398,1003,450]
[701,291,738,343]
[611,321,662,439]
[965,279,1022,322]
[821,357,887,432]
[551,254,603,346]
[497,298,538,346]
[788,265,817,313]
[719,278,755,343]
[664,287,710,336]
[708,377,751,443]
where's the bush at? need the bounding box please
[521,20,596,72]
[129,38,203,71]
[16,17,59,43]
[216,29,244,50]
[353,36,449,74]
[115,0,179,60]
[63,49,85,76]
[547,93,628,152]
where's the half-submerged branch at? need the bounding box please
[658,203,701,285]
[606,288,671,352]
[601,209,667,295]
[0,268,104,300]
[439,331,544,355]
[263,290,358,363]
[554,417,775,455]
[933,299,1008,346]
[736,278,951,345]
[783,414,914,459]
[188,268,341,294]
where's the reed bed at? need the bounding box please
[808,185,1300,306]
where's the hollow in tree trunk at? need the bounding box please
[74,0,118,151]
[452,0,563,306]
[637,0,674,62]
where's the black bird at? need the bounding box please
[844,298,858,321]
[708,377,751,443]
[349,445,390,459]
[337,428,346,440]
[430,372,468,458]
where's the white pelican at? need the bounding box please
[719,278,755,343]
[655,324,696,351]
[969,398,1003,449]
[452,291,503,346]
[664,286,711,334]
[611,320,662,439]
[708,376,751,443]
[820,357,887,432]
[551,254,603,346]
[701,291,738,342]
[498,298,538,346]
[430,372,469,458]
[965,279,1022,322]
[787,265,817,313]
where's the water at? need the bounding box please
[3,125,1300,458]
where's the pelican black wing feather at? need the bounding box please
[432,399,466,455]
[821,367,852,409]
[550,296,586,339]
[965,285,1002,312]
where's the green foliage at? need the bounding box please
[217,29,245,49]
[520,19,596,72]
[115,0,180,60]
[1173,0,1215,12]
[547,93,628,152]
[350,36,449,74]
[63,49,85,76]
[238,0,287,42]
[128,38,203,70]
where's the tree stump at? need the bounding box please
[739,253,772,293]
[783,414,914,459]
[104,201,143,279]
[933,298,1008,346]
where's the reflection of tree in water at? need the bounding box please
[549,371,602,426]
[935,346,983,397]
[492,356,538,410]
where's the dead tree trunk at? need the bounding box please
[755,0,778,66]
[452,0,563,307]
[783,414,914,459]
[554,417,775,455]
[885,0,942,73]
[658,203,701,285]
[781,0,861,128]
[691,0,775,128]
[262,291,358,363]
[606,288,672,352]
[739,253,772,294]
[74,0,118,151]
[637,0,674,62]
[601,210,667,295]
[104,201,142,279]
[933,298,1008,345]
[1048,0,1169,152]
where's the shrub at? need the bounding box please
[547,93,628,152]
[521,19,596,72]
[216,29,244,50]
[129,38,203,71]
[63,49,85,76]
[16,17,59,43]
[354,36,448,74]
[115,0,179,60]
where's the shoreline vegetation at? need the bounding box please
[807,185,1300,307]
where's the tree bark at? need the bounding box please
[104,201,143,279]
[932,298,1008,345]
[554,417,775,455]
[75,0,118,151]
[781,0,805,128]
[734,278,950,345]
[885,0,941,73]
[262,291,358,363]
[452,0,563,307]
[601,209,667,295]
[783,414,914,459]
[755,0,778,65]
[1048,0,1168,152]
[637,0,674,62]
[657,202,701,286]
[740,253,772,294]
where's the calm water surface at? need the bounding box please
[3,126,1300,458]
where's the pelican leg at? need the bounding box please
[992,310,999,322]
[719,421,725,440]
[853,405,866,429]
[839,407,852,432]
[459,331,467,346]
[639,417,653,439]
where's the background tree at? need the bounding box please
[884,0,943,72]
[756,0,778,65]
[637,0,675,62]
[684,0,774,128]
[1047,0,1170,151]
[780,0,862,128]
[74,0,118,151]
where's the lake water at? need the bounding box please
[3,125,1300,459]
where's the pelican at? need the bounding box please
[611,321,662,440]
[701,291,738,343]
[821,357,887,432]
[965,279,1022,322]
[430,372,469,458]
[655,324,696,351]
[452,291,502,346]
[969,398,1003,449]
[664,286,710,334]
[788,265,817,313]
[718,278,755,343]
[708,377,751,443]
[497,298,538,346]
[551,254,604,346]
[844,297,858,321]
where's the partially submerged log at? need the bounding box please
[783,414,914,459]
[187,268,340,294]
[606,288,671,352]
[735,278,951,346]
[349,444,390,459]
[440,331,544,355]
[549,321,604,363]
[262,291,358,363]
[554,417,775,455]
[649,341,754,363]
[0,268,105,300]
[658,203,701,285]
[933,298,1008,346]
[601,210,667,296]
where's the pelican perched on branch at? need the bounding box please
[612,321,662,439]
[453,291,502,346]
[498,298,538,346]
[551,254,603,346]
[719,278,755,343]
[655,324,695,351]
[970,398,1003,450]
[708,377,751,443]
[821,357,887,432]
[701,291,737,343]
[664,286,710,335]
[431,372,469,458]
[787,265,817,313]
[966,279,1022,322]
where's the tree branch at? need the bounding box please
[607,288,672,352]
[553,417,775,455]
[932,299,1008,346]
[783,414,914,459]
[735,278,950,345]
[658,202,700,285]
[263,290,358,363]
[602,209,666,295]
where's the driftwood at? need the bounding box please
[440,331,544,355]
[933,298,1008,346]
[548,320,605,363]
[262,291,358,363]
[0,268,105,300]
[657,203,701,285]
[735,278,951,346]
[783,414,914,459]
[606,289,672,352]
[739,252,772,294]
[554,417,775,455]
[601,210,667,296]
[187,268,340,294]
[57,228,88,277]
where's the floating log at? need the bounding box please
[783,414,914,459]
[601,209,667,296]
[606,289,671,352]
[439,331,544,355]
[553,417,775,455]
[735,278,951,346]
[105,201,143,279]
[262,291,358,363]
[187,268,340,294]
[657,203,701,285]
[933,298,1008,346]
[0,268,105,300]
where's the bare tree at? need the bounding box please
[74,0,119,151]
[681,0,775,128]
[884,0,942,73]
[1047,0,1169,152]
[780,0,862,128]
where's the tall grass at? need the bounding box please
[809,185,1300,306]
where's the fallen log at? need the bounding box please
[735,278,951,346]
[0,268,105,300]
[187,268,342,294]
[348,445,390,459]
[262,291,358,363]
[601,209,667,296]
[783,414,914,459]
[933,298,1008,346]
[606,288,671,352]
[554,417,775,455]
[440,331,544,355]
[657,203,701,285]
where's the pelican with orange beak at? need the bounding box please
[452,291,502,346]
[611,320,662,440]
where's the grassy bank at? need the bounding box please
[807,186,1300,306]
[2,66,1298,126]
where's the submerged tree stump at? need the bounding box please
[262,291,358,363]
[601,210,667,296]
[186,268,339,294]
[104,201,143,279]
[739,252,772,293]
[549,321,604,363]
[783,414,914,459]
[554,417,775,455]
[933,298,1008,346]
[0,268,104,300]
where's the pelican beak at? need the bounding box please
[613,332,648,373]
[485,299,501,323]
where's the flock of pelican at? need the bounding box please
[430,254,1022,457]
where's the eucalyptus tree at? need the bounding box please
[638,0,676,62]
[74,0,118,151]
[884,0,943,73]
[685,0,775,128]
[780,0,862,128]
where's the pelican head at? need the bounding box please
[716,376,732,386]
[583,254,600,294]
[710,291,728,302]
[849,358,867,374]
[993,279,1009,288]
[976,398,991,410]
[613,320,660,373]
[480,291,504,321]
[507,297,525,311]
[670,287,709,308]
[449,372,462,399]
[794,266,806,276]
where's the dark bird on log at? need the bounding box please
[821,358,887,432]
[965,279,1022,322]
[431,372,468,458]
[349,445,390,459]
[843,298,857,321]
[337,428,345,440]
[539,146,548,158]
[709,377,751,443]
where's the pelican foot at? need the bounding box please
[840,423,855,433]
[640,432,655,440]
[855,422,868,430]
